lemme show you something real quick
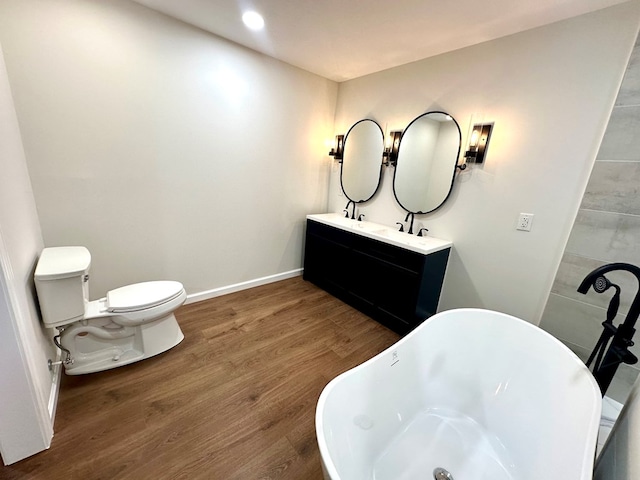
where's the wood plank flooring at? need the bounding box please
[1,277,400,479]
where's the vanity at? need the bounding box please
[313,111,461,334]
[303,213,451,335]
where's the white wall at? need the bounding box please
[0,0,337,299]
[329,2,640,324]
[0,44,56,464]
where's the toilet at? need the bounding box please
[34,246,186,375]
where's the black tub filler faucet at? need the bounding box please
[578,262,640,395]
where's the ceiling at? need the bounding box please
[131,0,630,82]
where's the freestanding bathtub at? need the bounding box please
[316,308,602,480]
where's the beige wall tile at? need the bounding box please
[582,161,640,215]
[552,253,636,314]
[540,293,617,352]
[541,293,640,377]
[616,36,640,106]
[597,105,640,161]
[567,209,640,263]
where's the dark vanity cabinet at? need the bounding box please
[303,219,450,335]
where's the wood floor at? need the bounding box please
[2,277,400,480]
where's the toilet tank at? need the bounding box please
[34,246,91,329]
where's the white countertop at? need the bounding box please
[306,213,452,255]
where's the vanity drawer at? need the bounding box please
[306,219,354,247]
[351,234,424,273]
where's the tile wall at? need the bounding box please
[540,34,640,403]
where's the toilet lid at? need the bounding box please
[106,281,184,313]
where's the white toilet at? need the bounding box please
[34,246,186,375]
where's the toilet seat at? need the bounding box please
[107,281,184,313]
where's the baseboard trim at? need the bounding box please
[185,269,303,305]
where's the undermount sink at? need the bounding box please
[306,213,452,255]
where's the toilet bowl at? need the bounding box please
[34,246,186,375]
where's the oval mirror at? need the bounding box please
[393,111,461,214]
[341,119,384,203]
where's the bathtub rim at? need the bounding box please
[315,307,602,480]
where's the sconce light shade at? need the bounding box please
[329,135,344,162]
[464,123,493,164]
[383,131,402,166]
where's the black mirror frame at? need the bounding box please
[340,118,385,204]
[392,111,462,215]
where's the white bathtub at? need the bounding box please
[316,308,602,480]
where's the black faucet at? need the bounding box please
[357,214,365,221]
[578,262,640,395]
[395,222,404,232]
[417,228,429,237]
[344,200,356,219]
[404,212,415,234]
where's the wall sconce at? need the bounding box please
[383,131,402,166]
[328,135,344,162]
[464,123,493,164]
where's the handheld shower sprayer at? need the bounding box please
[584,275,621,373]
[592,276,621,323]
[593,275,612,293]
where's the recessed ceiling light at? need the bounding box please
[242,11,265,31]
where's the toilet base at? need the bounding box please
[62,313,184,375]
